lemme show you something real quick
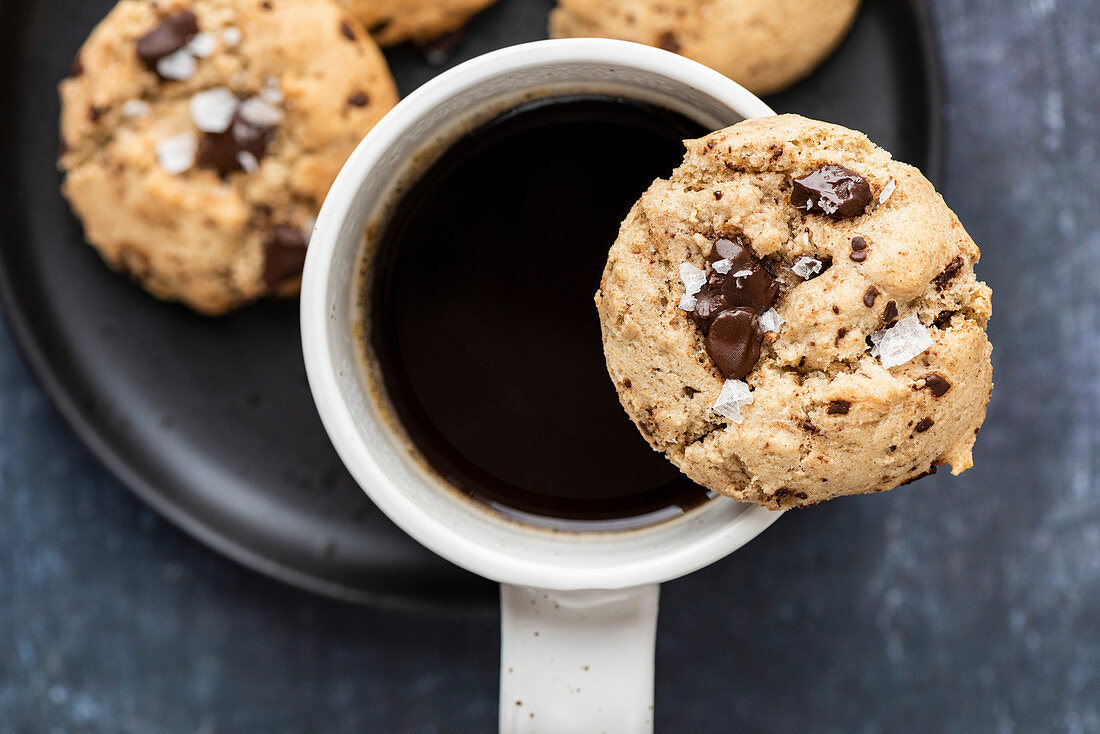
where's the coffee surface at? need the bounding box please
[369,95,711,524]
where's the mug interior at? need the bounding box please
[303,40,782,589]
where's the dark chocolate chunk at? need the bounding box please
[690,283,728,333]
[197,113,271,176]
[863,285,879,307]
[713,191,723,200]
[705,309,763,379]
[849,236,869,263]
[835,328,847,346]
[682,386,699,398]
[883,300,899,324]
[802,421,820,434]
[917,373,951,397]
[368,18,393,34]
[347,91,370,107]
[933,256,964,290]
[900,465,938,486]
[340,20,357,40]
[791,165,872,219]
[263,225,308,287]
[915,417,934,433]
[710,236,779,313]
[933,310,954,329]
[826,399,850,415]
[657,32,681,53]
[136,11,199,68]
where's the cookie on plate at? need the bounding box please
[337,0,498,46]
[595,114,993,509]
[550,0,861,95]
[59,0,399,315]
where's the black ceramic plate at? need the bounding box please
[0,0,941,613]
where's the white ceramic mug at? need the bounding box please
[301,39,782,734]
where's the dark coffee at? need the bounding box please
[368,95,712,527]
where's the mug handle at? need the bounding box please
[499,583,660,734]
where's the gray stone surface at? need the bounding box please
[2,0,1098,731]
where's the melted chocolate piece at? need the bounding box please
[883,300,899,324]
[710,236,780,312]
[918,373,951,397]
[827,400,850,415]
[915,417,934,433]
[197,114,271,176]
[850,235,869,262]
[704,309,763,380]
[933,256,964,290]
[263,225,308,288]
[689,235,780,378]
[689,283,727,333]
[347,91,370,107]
[863,286,879,307]
[933,310,954,329]
[136,11,199,68]
[791,165,872,219]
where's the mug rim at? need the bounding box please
[302,39,783,589]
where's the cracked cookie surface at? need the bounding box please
[595,114,993,509]
[59,0,398,315]
[337,0,498,46]
[549,0,861,95]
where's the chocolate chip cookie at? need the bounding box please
[550,0,861,95]
[59,0,398,315]
[337,0,498,46]
[596,114,993,509]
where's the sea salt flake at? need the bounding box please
[759,308,784,333]
[222,26,242,46]
[189,86,238,133]
[711,258,732,274]
[259,77,283,104]
[156,48,197,81]
[121,99,150,118]
[792,255,823,279]
[155,132,197,174]
[879,178,896,205]
[712,379,753,423]
[731,269,753,278]
[679,293,698,311]
[237,150,259,172]
[187,32,216,58]
[873,316,932,369]
[239,97,283,127]
[802,230,811,247]
[679,262,706,293]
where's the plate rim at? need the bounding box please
[0,0,944,614]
